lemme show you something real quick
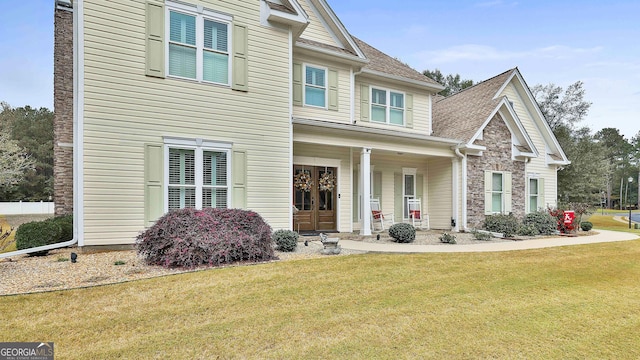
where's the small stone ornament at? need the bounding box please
[319,233,341,255]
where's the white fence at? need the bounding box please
[0,201,55,215]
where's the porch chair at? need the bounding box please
[370,198,394,232]
[407,198,429,230]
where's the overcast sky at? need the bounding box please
[0,0,638,139]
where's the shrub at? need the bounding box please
[522,211,557,235]
[517,223,538,236]
[272,229,298,252]
[471,230,493,241]
[439,232,456,244]
[136,208,276,268]
[388,223,416,243]
[580,221,593,232]
[15,220,61,256]
[484,214,519,238]
[50,215,73,243]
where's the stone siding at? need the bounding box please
[53,3,74,216]
[467,114,525,227]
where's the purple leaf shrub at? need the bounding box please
[136,208,276,268]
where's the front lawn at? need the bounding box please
[3,241,640,359]
[587,213,640,234]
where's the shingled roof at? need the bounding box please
[353,37,443,88]
[432,68,517,142]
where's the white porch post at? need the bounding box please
[452,158,460,232]
[360,148,372,235]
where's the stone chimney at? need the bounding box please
[53,0,74,216]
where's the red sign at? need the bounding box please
[563,210,575,225]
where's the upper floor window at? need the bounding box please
[371,88,404,125]
[167,5,231,85]
[304,65,327,108]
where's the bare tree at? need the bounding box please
[0,133,35,188]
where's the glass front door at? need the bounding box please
[293,165,337,232]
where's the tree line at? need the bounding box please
[0,102,53,202]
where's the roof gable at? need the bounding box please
[432,68,569,164]
[292,0,366,61]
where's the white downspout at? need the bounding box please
[454,146,468,231]
[350,68,364,124]
[0,0,83,258]
[288,28,294,230]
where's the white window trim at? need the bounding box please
[303,63,328,109]
[165,1,233,86]
[402,168,417,219]
[163,137,232,212]
[491,171,505,214]
[370,86,406,126]
[528,176,539,213]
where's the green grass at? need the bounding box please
[587,213,640,234]
[3,242,640,359]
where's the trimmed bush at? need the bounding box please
[484,214,519,238]
[471,230,493,241]
[439,232,457,244]
[517,223,538,236]
[50,215,73,243]
[272,229,298,252]
[15,220,61,256]
[522,211,557,236]
[388,223,416,243]
[580,221,593,232]
[136,208,276,268]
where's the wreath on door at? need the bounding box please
[294,172,313,192]
[318,172,336,192]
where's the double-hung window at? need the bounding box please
[529,178,539,213]
[371,88,405,125]
[491,173,504,213]
[304,65,327,108]
[166,139,230,211]
[167,4,231,85]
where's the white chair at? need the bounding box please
[370,198,394,232]
[407,199,429,230]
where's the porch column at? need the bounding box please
[452,158,460,232]
[360,148,372,235]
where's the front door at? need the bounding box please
[293,165,337,232]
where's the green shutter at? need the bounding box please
[405,93,413,128]
[504,172,512,214]
[293,62,302,106]
[360,84,370,122]
[232,23,248,91]
[232,149,247,208]
[145,144,164,226]
[484,170,492,215]
[328,69,338,111]
[145,1,165,78]
[394,173,402,220]
[538,178,545,210]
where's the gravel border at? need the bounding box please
[0,231,510,296]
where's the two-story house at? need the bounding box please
[53,0,568,249]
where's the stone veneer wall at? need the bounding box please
[53,3,74,216]
[467,114,525,228]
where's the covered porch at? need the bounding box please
[292,118,462,235]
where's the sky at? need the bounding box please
[0,0,638,140]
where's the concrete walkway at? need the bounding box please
[338,229,639,253]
